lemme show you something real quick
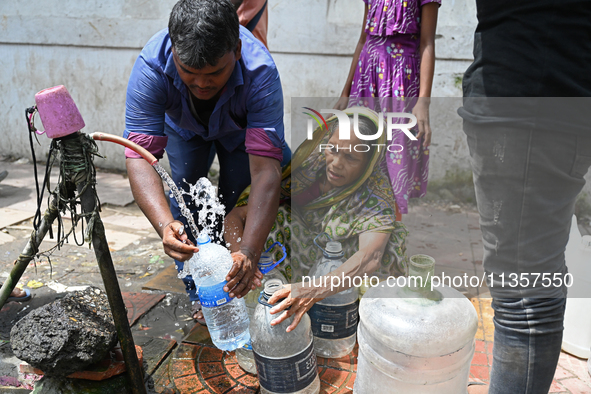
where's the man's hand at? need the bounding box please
[268,284,323,332]
[224,251,263,298]
[162,220,198,261]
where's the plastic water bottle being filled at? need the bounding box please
[187,232,250,351]
[308,234,359,358]
[251,279,320,394]
[237,242,288,374]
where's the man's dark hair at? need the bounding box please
[169,0,239,69]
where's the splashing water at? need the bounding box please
[151,163,227,279]
[182,177,226,241]
[153,163,201,240]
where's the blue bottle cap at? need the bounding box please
[197,232,211,245]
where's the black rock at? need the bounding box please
[10,286,118,377]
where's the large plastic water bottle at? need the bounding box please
[188,232,250,351]
[238,243,288,374]
[244,243,288,318]
[251,279,320,394]
[308,237,359,358]
[355,254,478,393]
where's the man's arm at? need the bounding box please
[224,155,281,297]
[127,158,198,261]
[224,205,248,253]
[124,34,198,261]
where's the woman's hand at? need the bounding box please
[268,284,323,332]
[224,251,263,298]
[412,97,432,147]
[334,96,350,111]
[162,220,199,261]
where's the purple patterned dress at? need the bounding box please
[350,0,440,214]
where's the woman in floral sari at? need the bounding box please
[224,107,408,331]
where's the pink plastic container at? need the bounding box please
[34,85,85,138]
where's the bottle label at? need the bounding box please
[309,300,359,339]
[254,341,317,393]
[242,340,252,351]
[199,281,233,307]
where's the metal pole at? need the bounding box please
[0,197,60,309]
[75,157,146,394]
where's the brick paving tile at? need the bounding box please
[152,305,591,394]
[475,340,486,353]
[151,361,176,394]
[198,346,225,362]
[205,374,238,393]
[559,353,591,387]
[555,365,576,380]
[224,362,248,380]
[560,378,591,394]
[236,373,259,389]
[173,374,204,393]
[198,362,226,380]
[122,291,165,325]
[323,353,357,371]
[320,367,350,389]
[172,359,198,377]
[471,352,489,367]
[470,365,491,381]
[548,379,568,393]
[320,381,338,394]
[176,343,200,359]
[223,351,239,365]
[344,371,356,390]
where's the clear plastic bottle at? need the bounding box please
[251,279,320,394]
[355,254,478,393]
[308,240,359,358]
[188,232,250,351]
[238,250,288,374]
[244,251,288,319]
[236,340,257,374]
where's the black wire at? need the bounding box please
[25,106,43,231]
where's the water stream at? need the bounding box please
[152,163,201,241]
[151,163,226,279]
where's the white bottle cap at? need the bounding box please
[326,241,342,254]
[264,278,284,296]
[197,232,211,245]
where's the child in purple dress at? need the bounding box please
[337,0,440,214]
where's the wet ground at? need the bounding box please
[1,156,590,393]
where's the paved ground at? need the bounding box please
[1,155,590,393]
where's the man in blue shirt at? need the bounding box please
[124,0,288,318]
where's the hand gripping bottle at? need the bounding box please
[191,232,250,351]
[308,234,359,358]
[238,242,288,374]
[251,279,320,394]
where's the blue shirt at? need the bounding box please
[123,26,284,161]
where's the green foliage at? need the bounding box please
[422,168,476,205]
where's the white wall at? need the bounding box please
[2,0,590,196]
[0,0,176,169]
